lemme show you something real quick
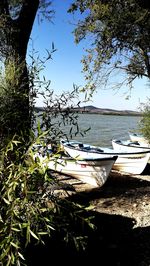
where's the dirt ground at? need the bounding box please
[56,165,150,228]
[53,165,150,266]
[27,165,150,266]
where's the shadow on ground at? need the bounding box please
[26,170,150,266]
[25,211,150,266]
[142,163,150,175]
[66,171,150,205]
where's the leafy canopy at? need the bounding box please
[69,0,150,91]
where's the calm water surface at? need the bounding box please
[68,114,141,147]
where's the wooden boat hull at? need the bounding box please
[112,139,150,160]
[112,139,150,173]
[61,140,150,175]
[61,140,116,159]
[34,145,117,187]
[46,156,117,187]
[111,152,149,174]
[112,139,150,152]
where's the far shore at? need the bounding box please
[74,111,141,116]
[35,105,142,117]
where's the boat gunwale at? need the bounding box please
[112,139,150,154]
[63,141,150,156]
[49,155,118,163]
[112,139,150,150]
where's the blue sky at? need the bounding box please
[28,0,150,111]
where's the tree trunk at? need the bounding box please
[0,1,39,147]
[4,32,31,142]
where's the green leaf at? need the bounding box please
[18,252,25,260]
[38,231,48,235]
[29,229,39,240]
[10,242,19,249]
[3,198,10,205]
[11,227,20,232]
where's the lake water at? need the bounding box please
[67,114,141,148]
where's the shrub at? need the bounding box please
[0,136,95,265]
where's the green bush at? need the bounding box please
[139,99,150,143]
[0,136,95,265]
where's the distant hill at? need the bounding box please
[35,105,141,116]
[74,105,141,116]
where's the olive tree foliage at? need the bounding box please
[68,0,150,95]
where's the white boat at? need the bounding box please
[128,132,149,146]
[112,138,150,164]
[61,139,150,175]
[112,138,150,152]
[33,145,117,187]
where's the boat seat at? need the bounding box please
[91,148,104,153]
[67,143,76,148]
[115,140,122,144]
[78,143,84,148]
[128,141,140,146]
